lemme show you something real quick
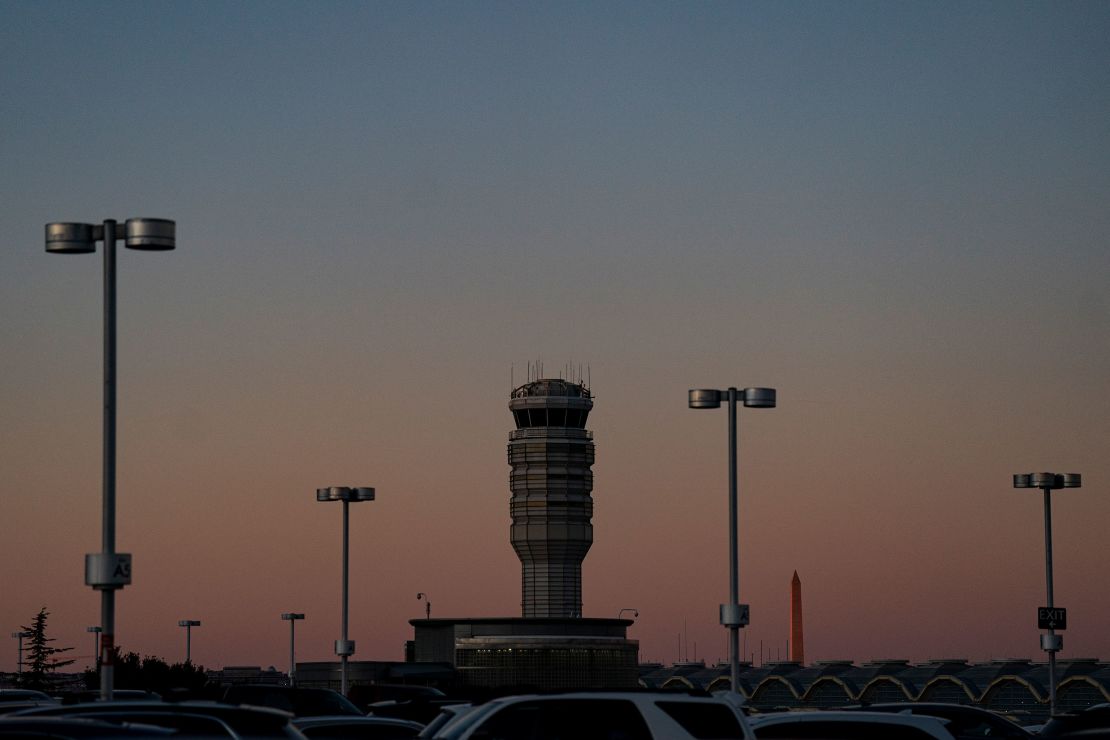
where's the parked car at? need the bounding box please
[0,716,176,739]
[1040,704,1110,738]
[420,691,756,740]
[350,684,467,725]
[0,689,59,715]
[15,699,307,739]
[750,710,956,740]
[217,686,363,718]
[846,702,1032,740]
[349,685,446,707]
[417,704,475,739]
[36,708,241,738]
[294,714,424,740]
[64,690,163,704]
[0,689,56,704]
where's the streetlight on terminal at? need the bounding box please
[11,631,32,678]
[178,620,201,664]
[416,593,431,619]
[281,613,305,687]
[45,217,175,701]
[316,486,375,697]
[688,386,776,695]
[617,609,639,620]
[87,627,102,673]
[1013,471,1081,716]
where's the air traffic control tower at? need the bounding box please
[508,378,595,618]
[408,376,638,690]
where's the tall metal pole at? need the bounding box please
[185,624,192,663]
[48,217,173,700]
[289,618,296,687]
[1043,487,1057,715]
[14,633,25,678]
[101,220,117,702]
[341,498,350,696]
[726,387,740,694]
[281,614,303,687]
[317,486,371,698]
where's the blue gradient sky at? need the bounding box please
[2,1,1109,671]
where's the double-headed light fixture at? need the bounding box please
[688,386,776,695]
[45,217,175,701]
[281,613,306,687]
[317,486,375,696]
[11,631,33,677]
[178,620,201,664]
[1013,471,1081,716]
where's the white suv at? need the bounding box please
[420,691,756,740]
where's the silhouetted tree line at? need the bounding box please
[16,607,205,696]
[83,650,207,694]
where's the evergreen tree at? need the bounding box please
[20,607,74,690]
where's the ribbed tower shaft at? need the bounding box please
[508,379,594,618]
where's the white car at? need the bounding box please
[421,691,756,740]
[749,710,956,740]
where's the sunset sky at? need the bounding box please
[2,1,1109,673]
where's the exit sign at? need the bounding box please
[1038,607,1067,630]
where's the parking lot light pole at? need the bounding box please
[11,631,32,678]
[45,218,175,701]
[178,620,201,663]
[689,386,776,695]
[316,486,375,696]
[87,626,102,673]
[1013,472,1081,716]
[281,613,305,686]
[417,593,431,619]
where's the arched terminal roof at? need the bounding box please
[638,658,1110,721]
